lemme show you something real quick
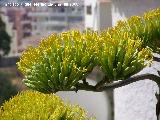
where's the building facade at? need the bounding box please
[3,0,84,53]
[5,7,32,53]
[84,0,112,31]
[29,0,84,37]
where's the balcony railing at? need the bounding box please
[31,21,67,26]
[28,12,84,17]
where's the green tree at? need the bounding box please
[0,15,11,57]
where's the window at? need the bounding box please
[86,5,92,15]
[23,32,31,38]
[60,7,65,12]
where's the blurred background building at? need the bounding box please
[0,0,84,56]
[30,0,84,36]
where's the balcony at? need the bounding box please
[31,21,67,27]
[28,11,84,18]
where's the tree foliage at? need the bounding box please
[0,90,95,120]
[0,16,11,56]
[0,72,18,105]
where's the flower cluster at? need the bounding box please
[0,91,95,120]
[97,29,152,80]
[115,8,160,53]
[17,30,97,93]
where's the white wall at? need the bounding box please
[114,55,160,120]
[111,0,160,25]
[57,79,112,120]
[85,0,112,31]
[111,1,160,120]
[97,1,112,30]
[84,0,98,30]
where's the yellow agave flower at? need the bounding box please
[17,30,97,93]
[0,90,95,120]
[97,30,152,80]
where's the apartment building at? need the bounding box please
[5,7,32,52]
[29,0,84,37]
[3,0,84,52]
